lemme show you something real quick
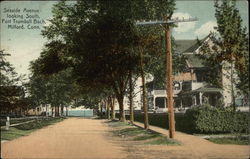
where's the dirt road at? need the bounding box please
[1,118,126,159]
[1,118,249,159]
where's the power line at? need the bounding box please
[136,17,198,25]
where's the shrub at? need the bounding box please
[125,105,249,134]
[0,120,6,126]
[186,105,249,134]
[124,113,193,133]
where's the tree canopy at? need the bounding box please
[30,0,177,120]
[198,0,249,106]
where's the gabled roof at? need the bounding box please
[175,34,210,54]
[185,54,205,68]
[175,40,197,53]
[175,35,212,69]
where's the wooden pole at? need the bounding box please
[107,98,111,120]
[139,47,149,129]
[136,17,197,138]
[111,96,115,120]
[129,70,134,123]
[165,25,175,138]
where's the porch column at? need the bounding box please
[164,97,167,108]
[194,95,197,106]
[180,98,183,109]
[153,97,155,109]
[199,92,203,105]
[191,69,194,82]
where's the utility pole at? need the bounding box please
[136,17,197,138]
[165,25,175,138]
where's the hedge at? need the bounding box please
[185,105,249,134]
[124,105,249,134]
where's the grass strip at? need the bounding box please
[1,127,34,140]
[133,133,158,141]
[109,121,180,145]
[146,136,180,145]
[1,117,65,141]
[207,137,249,145]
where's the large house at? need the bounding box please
[113,35,249,113]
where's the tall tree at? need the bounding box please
[39,0,177,123]
[199,0,248,109]
[0,50,27,114]
[41,1,139,121]
[132,0,176,128]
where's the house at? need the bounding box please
[112,35,248,113]
[112,35,249,114]
[148,36,248,112]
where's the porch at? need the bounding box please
[177,86,223,109]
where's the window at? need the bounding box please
[155,97,167,108]
[235,98,243,107]
[174,82,181,90]
[196,71,204,82]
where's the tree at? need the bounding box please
[38,0,177,123]
[0,50,18,86]
[198,0,249,109]
[0,50,27,114]
[40,1,139,121]
[29,58,78,117]
[132,0,176,128]
[128,70,134,123]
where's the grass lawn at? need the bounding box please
[108,121,180,145]
[207,137,249,145]
[1,117,65,141]
[1,127,34,141]
[194,133,249,145]
[146,136,180,145]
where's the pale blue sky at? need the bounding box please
[0,1,248,76]
[173,0,248,39]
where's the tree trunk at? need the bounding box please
[231,61,236,111]
[20,107,23,116]
[100,102,103,118]
[61,104,64,116]
[45,104,48,117]
[107,97,111,120]
[55,106,59,117]
[111,97,115,120]
[129,70,134,124]
[117,95,125,122]
[51,106,54,117]
[139,47,149,129]
[105,100,108,118]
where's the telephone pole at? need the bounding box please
[136,17,197,138]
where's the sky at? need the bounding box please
[0,0,249,77]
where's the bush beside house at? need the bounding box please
[185,105,249,134]
[125,105,249,134]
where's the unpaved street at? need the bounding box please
[1,118,125,159]
[1,118,249,159]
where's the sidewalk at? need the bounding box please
[133,121,249,159]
